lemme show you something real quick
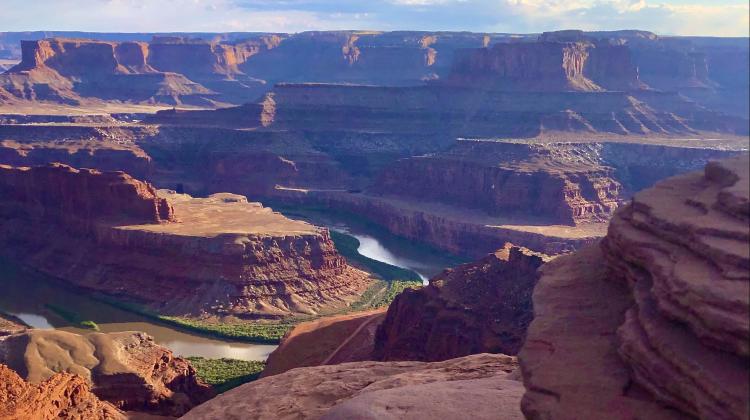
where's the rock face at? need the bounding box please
[181,353,522,420]
[262,309,387,377]
[520,154,750,419]
[0,162,174,226]
[0,163,370,318]
[0,364,123,420]
[372,141,622,225]
[375,244,548,362]
[163,82,747,137]
[0,330,210,417]
[446,41,643,91]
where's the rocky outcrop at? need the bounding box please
[0,313,27,336]
[0,330,211,417]
[520,154,749,419]
[0,163,370,318]
[446,41,643,91]
[0,163,174,226]
[181,353,522,420]
[262,308,387,377]
[372,141,622,225]
[0,363,124,420]
[375,244,548,362]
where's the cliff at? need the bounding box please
[0,364,124,420]
[519,154,749,419]
[371,141,622,225]
[155,82,748,137]
[181,353,522,420]
[446,41,644,91]
[0,163,370,318]
[374,244,548,362]
[0,330,212,417]
[0,163,174,226]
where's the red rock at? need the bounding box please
[375,244,548,362]
[0,163,371,318]
[0,163,174,225]
[262,308,387,377]
[0,330,212,417]
[180,353,521,420]
[0,363,124,420]
[446,41,644,91]
[520,154,750,420]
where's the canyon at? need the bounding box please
[0,163,370,319]
[0,26,748,420]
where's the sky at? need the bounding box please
[1,0,748,37]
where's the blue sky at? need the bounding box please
[1,0,748,36]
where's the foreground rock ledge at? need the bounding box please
[520,154,749,419]
[181,353,522,420]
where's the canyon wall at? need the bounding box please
[154,82,748,137]
[375,244,548,361]
[519,154,749,419]
[370,140,741,226]
[0,163,370,318]
[446,41,643,91]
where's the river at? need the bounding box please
[0,259,276,361]
[0,211,464,361]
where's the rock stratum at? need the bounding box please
[181,353,522,420]
[520,154,749,419]
[1,30,747,118]
[0,329,211,417]
[0,163,370,318]
[0,363,123,420]
[375,244,548,362]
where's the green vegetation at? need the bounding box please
[330,230,422,281]
[349,279,423,311]
[93,296,291,343]
[186,357,266,393]
[160,316,291,343]
[375,280,424,307]
[44,304,99,330]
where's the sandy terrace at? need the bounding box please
[117,191,318,237]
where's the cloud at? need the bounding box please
[0,0,747,36]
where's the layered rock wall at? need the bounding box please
[520,154,750,419]
[0,164,370,318]
[446,41,642,91]
[374,244,548,361]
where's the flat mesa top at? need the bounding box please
[117,191,318,237]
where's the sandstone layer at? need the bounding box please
[375,244,548,362]
[520,154,750,419]
[0,364,123,420]
[0,163,370,318]
[262,308,386,377]
[0,330,210,417]
[446,40,643,91]
[181,353,522,420]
